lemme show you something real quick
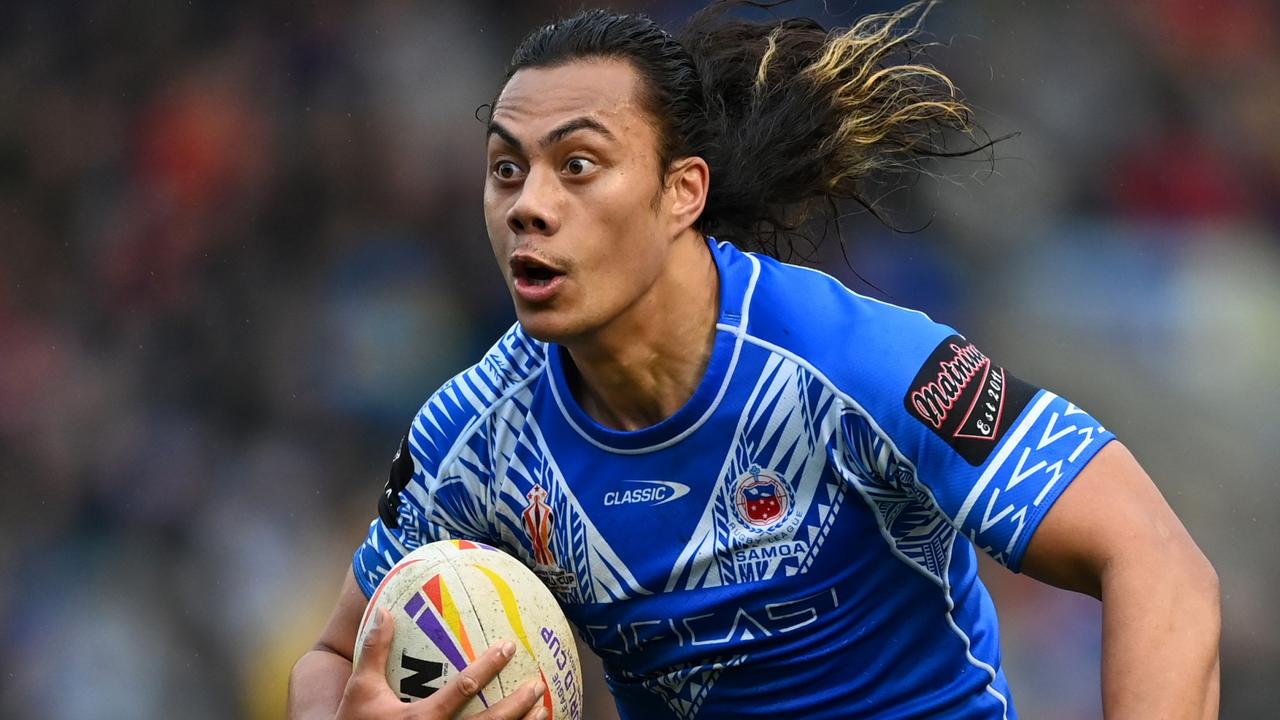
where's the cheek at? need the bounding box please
[483,188,511,251]
[585,195,666,295]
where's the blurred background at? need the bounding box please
[1,0,1276,718]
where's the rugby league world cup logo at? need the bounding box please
[521,484,578,593]
[522,485,555,566]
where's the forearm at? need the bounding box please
[1100,553,1220,719]
[288,646,354,720]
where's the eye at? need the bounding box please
[492,160,524,181]
[564,157,598,176]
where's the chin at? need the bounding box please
[513,306,584,345]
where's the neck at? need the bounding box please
[563,233,719,431]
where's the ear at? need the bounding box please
[663,155,710,233]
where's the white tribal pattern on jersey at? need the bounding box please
[354,239,1113,719]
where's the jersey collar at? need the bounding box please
[544,238,758,454]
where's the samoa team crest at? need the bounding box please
[733,465,791,529]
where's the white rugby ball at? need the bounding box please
[354,539,582,719]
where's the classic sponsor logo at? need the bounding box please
[603,480,691,507]
[904,336,1038,465]
[732,465,791,530]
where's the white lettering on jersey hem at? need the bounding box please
[733,325,1011,720]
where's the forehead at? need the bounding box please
[491,58,651,143]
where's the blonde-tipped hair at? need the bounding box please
[682,0,983,254]
[784,3,971,189]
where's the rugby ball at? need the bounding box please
[354,539,582,719]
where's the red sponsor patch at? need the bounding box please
[904,336,1037,465]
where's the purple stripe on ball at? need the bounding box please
[405,593,490,708]
[404,592,426,619]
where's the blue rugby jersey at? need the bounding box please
[353,239,1114,719]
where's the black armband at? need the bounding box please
[378,432,415,528]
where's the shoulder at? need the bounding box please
[740,252,955,402]
[407,322,548,475]
[360,327,547,597]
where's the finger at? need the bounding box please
[515,679,550,720]
[469,678,546,720]
[352,607,394,680]
[429,640,517,714]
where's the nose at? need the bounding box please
[506,169,561,236]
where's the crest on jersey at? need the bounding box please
[521,485,555,566]
[520,483,580,594]
[732,465,791,530]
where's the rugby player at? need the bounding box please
[288,3,1220,718]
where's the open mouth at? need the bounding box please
[511,256,564,287]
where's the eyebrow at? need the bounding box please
[486,116,616,153]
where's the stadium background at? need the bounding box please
[1,0,1276,717]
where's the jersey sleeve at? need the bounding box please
[351,324,547,598]
[895,330,1115,569]
[743,256,1116,572]
[351,407,498,598]
[839,316,1115,572]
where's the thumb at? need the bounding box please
[353,607,394,679]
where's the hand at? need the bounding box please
[336,608,547,720]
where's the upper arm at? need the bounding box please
[1019,440,1215,597]
[844,321,1116,572]
[314,567,373,661]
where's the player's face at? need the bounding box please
[483,59,678,343]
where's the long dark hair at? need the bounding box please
[500,1,986,259]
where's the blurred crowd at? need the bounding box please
[1,1,1277,718]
